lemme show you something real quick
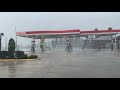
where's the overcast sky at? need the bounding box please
[1,12,120,48]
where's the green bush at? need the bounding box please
[28,55,38,59]
[22,54,29,59]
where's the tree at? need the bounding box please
[94,28,98,31]
[8,38,15,52]
[108,27,112,30]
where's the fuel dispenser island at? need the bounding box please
[31,39,35,53]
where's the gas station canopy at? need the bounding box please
[16,29,81,39]
[16,29,120,39]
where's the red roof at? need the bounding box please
[81,30,120,33]
[16,29,120,37]
[16,29,80,36]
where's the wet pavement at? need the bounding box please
[0,49,120,78]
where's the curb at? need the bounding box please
[0,59,38,62]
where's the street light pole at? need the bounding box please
[0,33,4,51]
[0,36,1,51]
[4,36,7,50]
[15,25,17,51]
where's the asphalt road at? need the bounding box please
[0,49,120,78]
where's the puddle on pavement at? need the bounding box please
[0,61,26,78]
[8,62,16,78]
